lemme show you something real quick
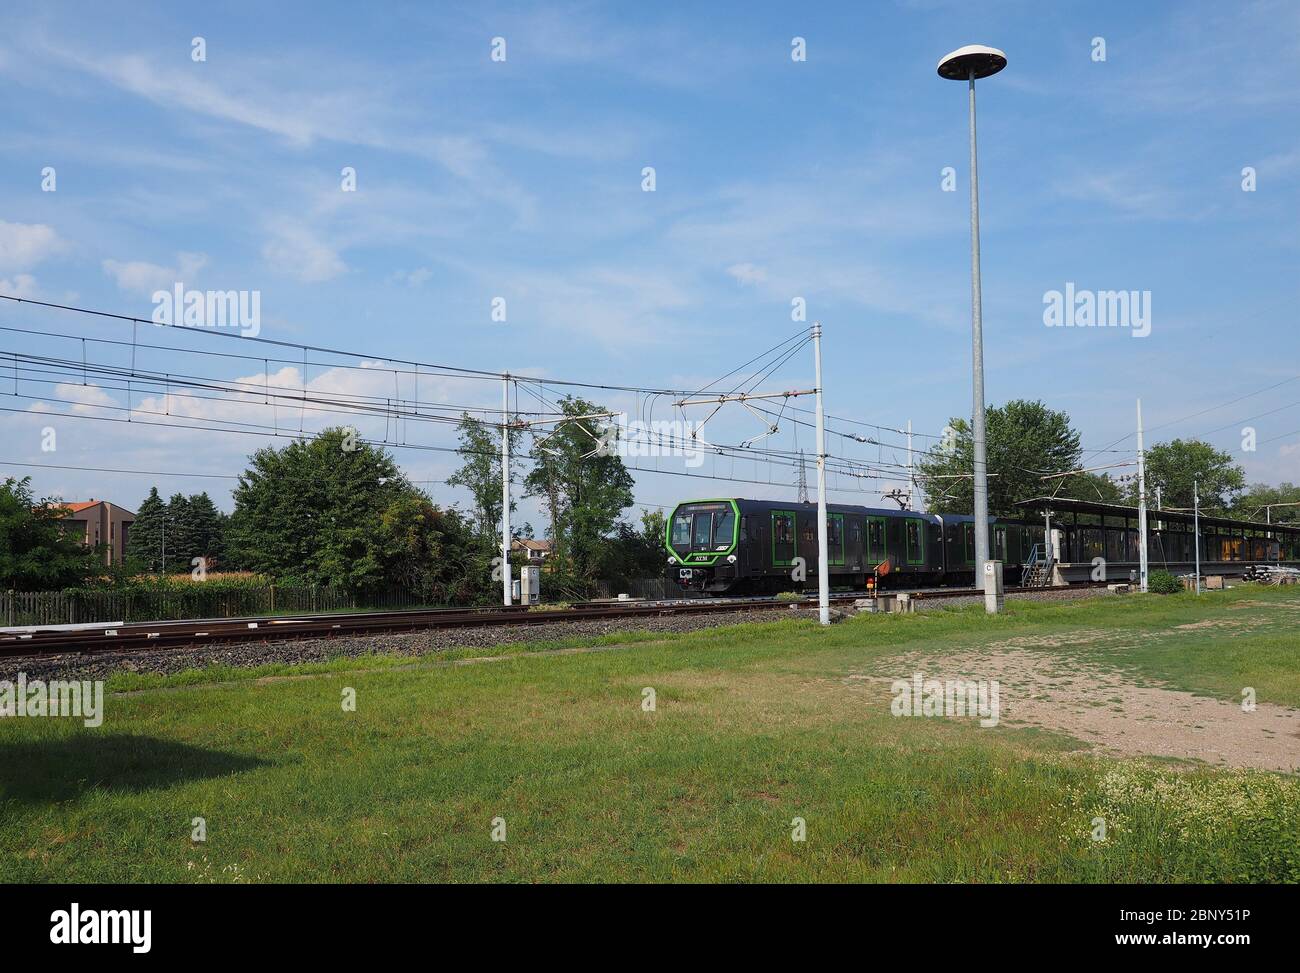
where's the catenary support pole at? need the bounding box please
[906,419,914,509]
[1044,509,1051,567]
[812,323,830,626]
[1136,398,1149,592]
[502,373,512,607]
[1193,478,1201,596]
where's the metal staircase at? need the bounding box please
[1021,544,1054,587]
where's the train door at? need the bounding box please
[771,510,796,570]
[888,518,905,568]
[904,517,926,570]
[928,520,944,567]
[797,511,818,572]
[867,516,886,569]
[737,514,751,573]
[827,513,845,570]
[847,517,864,572]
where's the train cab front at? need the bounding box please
[665,500,740,595]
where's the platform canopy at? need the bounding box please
[1015,497,1300,536]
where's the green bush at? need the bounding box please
[1065,765,1300,882]
[775,591,806,602]
[1148,570,1183,594]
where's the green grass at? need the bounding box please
[2,586,1298,883]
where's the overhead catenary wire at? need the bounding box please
[8,292,1245,509]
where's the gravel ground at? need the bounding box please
[909,586,1114,612]
[0,587,1112,683]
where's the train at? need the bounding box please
[664,498,1045,595]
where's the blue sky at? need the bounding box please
[1,0,1297,527]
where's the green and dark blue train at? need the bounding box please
[665,498,1044,594]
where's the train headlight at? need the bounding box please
[668,556,677,565]
[727,554,737,563]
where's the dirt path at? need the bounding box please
[851,636,1300,772]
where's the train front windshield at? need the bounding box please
[671,503,734,553]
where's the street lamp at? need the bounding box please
[938,44,1006,611]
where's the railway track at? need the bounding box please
[0,592,858,656]
[0,584,1098,657]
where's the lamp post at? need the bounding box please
[938,43,1006,611]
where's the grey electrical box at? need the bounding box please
[520,565,540,605]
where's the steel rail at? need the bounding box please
[0,585,1104,658]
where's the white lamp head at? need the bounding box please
[937,45,1007,81]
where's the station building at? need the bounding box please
[1016,497,1300,585]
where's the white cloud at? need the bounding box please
[261,227,346,283]
[473,264,694,349]
[726,262,768,286]
[102,252,208,295]
[0,220,65,270]
[66,52,323,146]
[387,267,433,288]
[52,382,118,412]
[0,274,40,299]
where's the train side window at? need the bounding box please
[773,512,794,544]
[739,516,748,542]
[827,516,842,546]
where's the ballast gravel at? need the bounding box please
[1,586,1111,683]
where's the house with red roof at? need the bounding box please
[59,499,136,566]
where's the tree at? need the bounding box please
[597,509,668,587]
[185,492,229,567]
[1127,439,1244,514]
[0,477,99,590]
[523,395,634,581]
[128,488,228,573]
[446,412,518,539]
[376,493,485,602]
[1231,482,1300,524]
[916,400,1082,515]
[165,493,195,571]
[228,427,414,591]
[127,487,167,571]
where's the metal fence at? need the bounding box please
[1,578,674,627]
[0,585,433,627]
[623,577,672,600]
